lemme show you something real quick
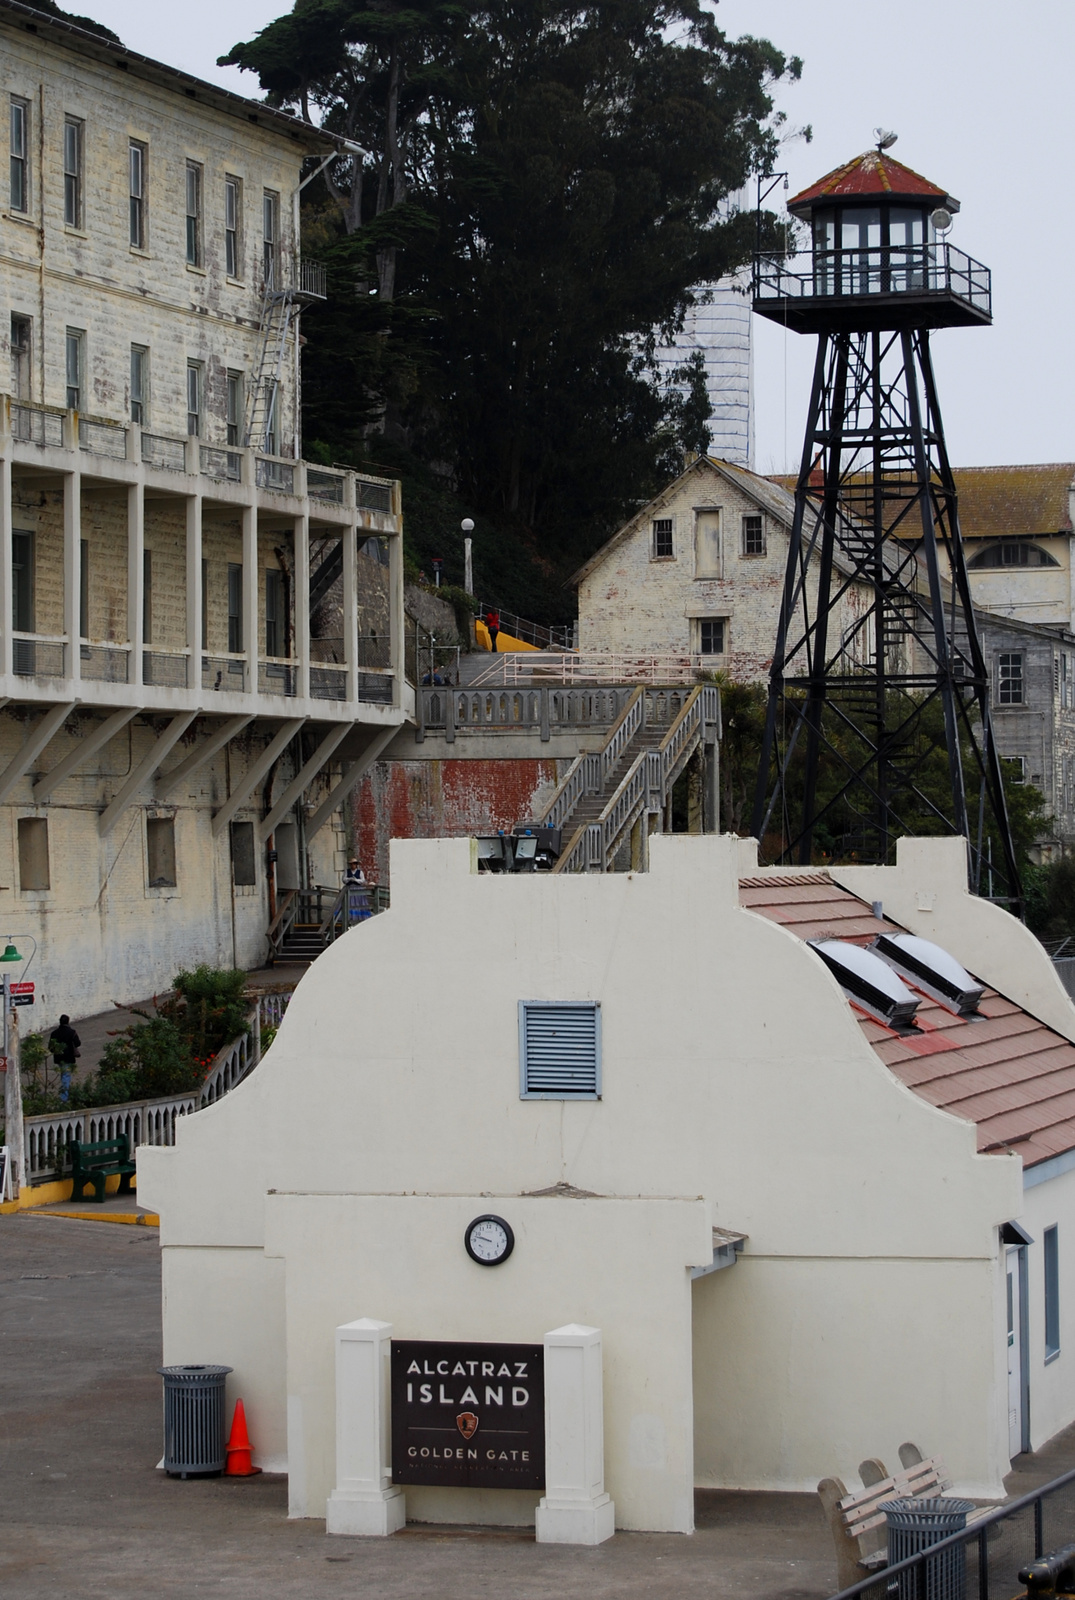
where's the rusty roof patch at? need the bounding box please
[739,872,1075,1169]
[787,151,954,217]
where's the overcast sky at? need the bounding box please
[88,0,1073,474]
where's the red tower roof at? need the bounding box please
[787,150,959,219]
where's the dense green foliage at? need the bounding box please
[20,966,250,1115]
[222,0,801,618]
[1026,857,1075,947]
[21,0,122,42]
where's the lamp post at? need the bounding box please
[461,519,474,598]
[0,938,27,1200]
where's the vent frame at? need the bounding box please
[519,1000,601,1101]
[870,932,984,1015]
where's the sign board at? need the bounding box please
[10,995,33,1007]
[391,1340,544,1490]
[9,982,33,995]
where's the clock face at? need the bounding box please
[465,1214,515,1266]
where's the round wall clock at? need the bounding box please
[464,1214,515,1266]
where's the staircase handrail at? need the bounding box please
[535,687,644,833]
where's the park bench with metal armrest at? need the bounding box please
[819,1443,994,1591]
[70,1135,136,1202]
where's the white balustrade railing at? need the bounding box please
[470,652,707,687]
[19,990,293,1185]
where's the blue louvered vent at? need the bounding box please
[519,1001,601,1100]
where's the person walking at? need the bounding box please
[48,1014,81,1103]
[343,858,371,923]
[484,608,500,653]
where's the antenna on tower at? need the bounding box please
[874,128,898,150]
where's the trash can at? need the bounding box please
[880,1496,976,1600]
[159,1364,232,1478]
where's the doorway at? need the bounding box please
[1006,1245,1029,1457]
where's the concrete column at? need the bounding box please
[63,467,81,684]
[326,1318,406,1536]
[703,740,719,833]
[185,492,202,693]
[535,1324,614,1546]
[242,503,257,694]
[389,530,404,709]
[127,482,144,688]
[294,515,310,702]
[343,523,358,704]
[0,449,12,678]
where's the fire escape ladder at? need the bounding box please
[245,289,296,453]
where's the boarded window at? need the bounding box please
[1045,1225,1060,1361]
[147,816,176,887]
[694,510,721,577]
[17,817,49,890]
[652,518,674,559]
[519,1001,601,1100]
[231,820,256,887]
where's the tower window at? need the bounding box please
[652,518,674,559]
[998,654,1023,705]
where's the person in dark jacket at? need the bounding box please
[48,1014,80,1103]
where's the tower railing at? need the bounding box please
[754,242,991,318]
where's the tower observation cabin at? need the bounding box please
[753,149,990,334]
[749,142,1020,908]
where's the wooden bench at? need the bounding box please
[70,1136,136,1203]
[819,1443,991,1591]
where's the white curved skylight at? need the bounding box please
[871,933,984,1015]
[810,939,920,1026]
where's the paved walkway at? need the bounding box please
[2,1212,1071,1600]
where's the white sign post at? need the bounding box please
[326,1318,406,1536]
[536,1323,615,1545]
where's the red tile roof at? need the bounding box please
[740,873,1075,1169]
[787,151,955,217]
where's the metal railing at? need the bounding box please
[417,683,638,744]
[267,882,389,962]
[754,243,991,318]
[20,991,293,1182]
[827,1465,1075,1600]
[79,416,128,459]
[141,431,187,472]
[470,652,709,687]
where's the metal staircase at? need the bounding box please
[245,259,327,453]
[534,685,720,872]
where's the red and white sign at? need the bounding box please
[9,982,33,995]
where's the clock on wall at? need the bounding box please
[464,1214,515,1266]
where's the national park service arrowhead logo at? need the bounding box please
[456,1411,479,1441]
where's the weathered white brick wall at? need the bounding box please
[578,459,867,683]
[1,23,315,452]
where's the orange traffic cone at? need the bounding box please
[224,1398,262,1477]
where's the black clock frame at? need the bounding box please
[464,1214,515,1266]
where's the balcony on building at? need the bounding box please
[0,395,405,726]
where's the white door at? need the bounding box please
[1007,1247,1023,1458]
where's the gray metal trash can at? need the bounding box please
[159,1364,232,1478]
[880,1496,976,1600]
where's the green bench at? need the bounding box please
[70,1135,136,1203]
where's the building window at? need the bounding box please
[969,542,1059,569]
[518,1001,601,1100]
[146,816,177,888]
[128,140,146,248]
[226,371,242,447]
[130,345,147,425]
[698,618,726,655]
[12,529,33,632]
[80,538,89,640]
[998,653,1023,705]
[142,549,152,644]
[228,563,243,653]
[225,176,241,278]
[10,313,31,399]
[185,161,202,266]
[652,518,674,559]
[63,117,82,228]
[742,514,766,556]
[186,361,202,437]
[231,820,257,887]
[10,97,29,214]
[1045,1224,1060,1362]
[17,817,49,891]
[65,328,83,410]
[264,379,278,457]
[262,190,279,287]
[265,568,283,657]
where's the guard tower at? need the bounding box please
[749,141,1020,905]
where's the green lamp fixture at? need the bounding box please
[0,942,21,963]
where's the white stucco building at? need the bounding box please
[142,831,1075,1533]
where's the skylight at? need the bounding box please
[810,940,920,1026]
[871,933,984,1015]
